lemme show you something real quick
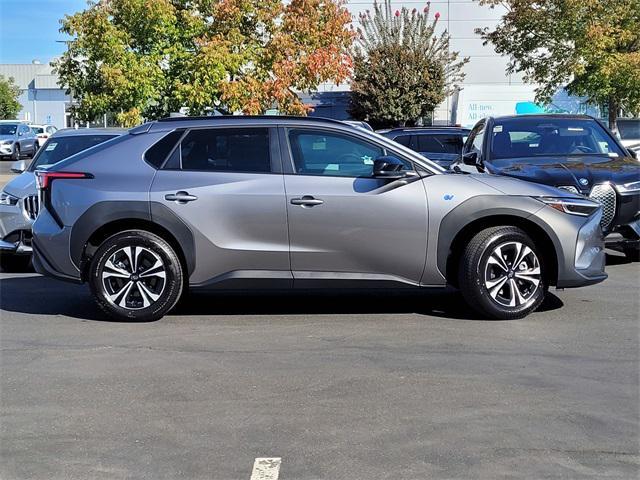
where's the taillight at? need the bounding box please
[37,134,47,138]
[35,171,93,191]
[35,171,93,227]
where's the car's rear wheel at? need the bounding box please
[458,226,546,320]
[88,231,183,321]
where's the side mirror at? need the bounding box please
[462,151,478,166]
[373,155,408,179]
[10,160,28,173]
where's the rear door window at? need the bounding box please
[178,128,272,173]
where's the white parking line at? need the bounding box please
[250,457,281,480]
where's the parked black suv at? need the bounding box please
[451,114,640,260]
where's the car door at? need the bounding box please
[281,126,429,287]
[149,126,291,287]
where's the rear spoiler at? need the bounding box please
[129,122,153,135]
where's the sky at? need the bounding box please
[0,0,87,64]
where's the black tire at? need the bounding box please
[458,226,547,320]
[0,255,32,273]
[623,245,640,262]
[11,144,20,161]
[32,142,39,157]
[88,230,184,321]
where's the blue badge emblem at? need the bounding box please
[443,194,454,201]
[579,178,589,186]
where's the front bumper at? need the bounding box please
[0,201,33,255]
[534,204,607,288]
[0,143,15,156]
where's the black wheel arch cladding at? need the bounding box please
[70,201,196,277]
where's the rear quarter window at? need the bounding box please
[144,130,184,168]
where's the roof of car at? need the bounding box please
[490,114,595,121]
[140,115,355,133]
[378,126,471,135]
[51,127,128,138]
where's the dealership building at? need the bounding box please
[0,63,70,129]
[0,0,597,128]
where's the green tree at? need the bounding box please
[349,0,468,128]
[0,76,22,120]
[55,0,354,127]
[477,0,640,129]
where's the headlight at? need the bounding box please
[0,191,19,206]
[0,140,13,146]
[617,181,640,193]
[536,197,601,216]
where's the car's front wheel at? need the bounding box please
[458,226,546,320]
[88,231,184,321]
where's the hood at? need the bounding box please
[0,134,16,142]
[470,173,578,198]
[2,171,37,198]
[486,155,640,194]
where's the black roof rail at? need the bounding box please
[156,115,349,125]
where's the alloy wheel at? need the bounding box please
[101,246,167,310]
[483,241,541,308]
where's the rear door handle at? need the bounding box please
[165,191,198,204]
[290,195,324,207]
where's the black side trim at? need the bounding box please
[150,202,196,274]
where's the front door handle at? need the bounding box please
[290,195,324,207]
[165,191,198,204]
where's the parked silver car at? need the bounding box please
[0,121,38,160]
[32,116,607,321]
[0,128,125,271]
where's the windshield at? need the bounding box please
[32,127,45,134]
[30,134,118,170]
[489,117,625,160]
[0,124,18,135]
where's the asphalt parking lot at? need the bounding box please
[1,252,638,479]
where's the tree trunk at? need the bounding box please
[608,96,618,132]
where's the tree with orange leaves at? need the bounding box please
[55,0,354,126]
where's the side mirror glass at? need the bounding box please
[373,155,408,179]
[462,151,478,166]
[10,160,28,173]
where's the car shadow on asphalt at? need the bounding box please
[0,274,564,323]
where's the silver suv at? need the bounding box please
[0,128,125,271]
[32,116,607,321]
[0,121,37,160]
